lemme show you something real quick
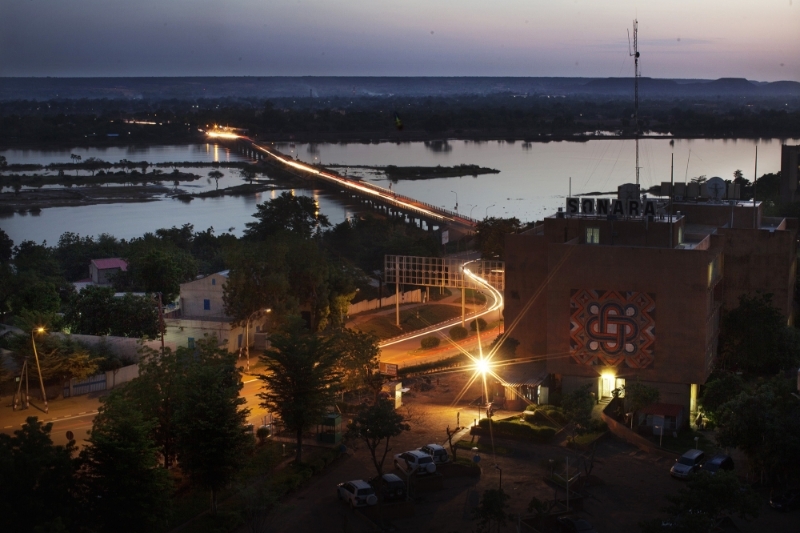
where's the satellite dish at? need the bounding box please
[706,177,726,200]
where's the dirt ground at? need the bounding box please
[255,372,798,533]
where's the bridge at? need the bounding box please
[210,132,478,232]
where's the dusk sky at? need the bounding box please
[2,0,798,81]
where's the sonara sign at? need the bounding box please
[566,197,659,217]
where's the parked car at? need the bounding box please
[336,480,378,508]
[371,473,406,502]
[419,443,450,464]
[557,516,597,532]
[394,450,437,475]
[770,488,800,511]
[670,449,705,479]
[700,454,734,475]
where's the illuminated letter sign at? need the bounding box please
[566,197,579,214]
[581,198,595,214]
[596,199,610,215]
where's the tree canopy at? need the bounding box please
[474,217,522,260]
[244,191,330,240]
[347,400,410,478]
[258,318,341,463]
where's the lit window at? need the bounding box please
[586,227,600,244]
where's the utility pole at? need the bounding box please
[629,19,641,185]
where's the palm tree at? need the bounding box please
[70,154,81,175]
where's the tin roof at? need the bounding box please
[90,258,128,271]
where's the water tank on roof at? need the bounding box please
[618,183,641,202]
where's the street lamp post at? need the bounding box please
[469,204,477,220]
[31,327,48,413]
[486,204,496,218]
[450,190,458,213]
[245,308,271,372]
[495,464,503,489]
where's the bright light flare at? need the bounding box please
[476,357,490,375]
[206,131,240,139]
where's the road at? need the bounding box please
[206,131,478,232]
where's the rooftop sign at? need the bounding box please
[566,197,658,218]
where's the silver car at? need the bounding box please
[670,449,705,479]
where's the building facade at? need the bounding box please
[504,189,797,414]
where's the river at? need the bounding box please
[1,138,797,245]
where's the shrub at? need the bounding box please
[449,325,468,340]
[470,317,487,332]
[421,336,440,349]
[256,426,270,444]
[476,419,556,442]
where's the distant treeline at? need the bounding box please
[1,93,799,145]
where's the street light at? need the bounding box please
[486,204,496,218]
[245,308,271,372]
[31,327,48,413]
[469,204,477,219]
[450,190,458,213]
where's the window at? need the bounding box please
[586,227,600,244]
[211,278,216,285]
[188,337,195,349]
[203,299,210,310]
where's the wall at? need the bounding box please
[163,317,247,353]
[55,334,174,361]
[348,289,422,315]
[179,272,228,318]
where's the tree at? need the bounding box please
[699,372,744,423]
[0,228,12,263]
[488,334,519,360]
[347,400,410,478]
[474,217,521,260]
[473,488,510,533]
[64,286,159,338]
[244,191,330,240]
[7,330,99,383]
[624,381,660,414]
[240,167,256,184]
[562,384,594,439]
[209,169,223,190]
[640,470,759,533]
[123,345,189,468]
[121,246,197,302]
[223,240,293,333]
[79,392,172,533]
[332,328,381,395]
[715,377,800,483]
[70,153,81,174]
[719,293,800,376]
[0,417,79,532]
[258,318,341,463]
[175,337,251,514]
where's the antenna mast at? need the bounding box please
[628,19,640,185]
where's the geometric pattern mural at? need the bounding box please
[569,289,656,369]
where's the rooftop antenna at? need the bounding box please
[628,19,641,185]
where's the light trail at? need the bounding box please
[378,262,504,348]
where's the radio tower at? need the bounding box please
[628,19,640,185]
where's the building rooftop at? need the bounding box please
[90,258,128,271]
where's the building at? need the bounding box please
[90,258,128,286]
[164,271,265,353]
[503,184,797,415]
[779,144,800,204]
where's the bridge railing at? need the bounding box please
[247,139,478,226]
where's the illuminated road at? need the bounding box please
[206,131,478,231]
[379,261,503,349]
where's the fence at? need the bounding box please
[62,363,140,398]
[348,289,422,316]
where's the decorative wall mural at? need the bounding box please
[569,289,656,368]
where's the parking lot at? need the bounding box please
[256,373,798,533]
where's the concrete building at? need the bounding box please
[90,258,128,286]
[503,187,797,415]
[779,144,800,204]
[164,271,265,353]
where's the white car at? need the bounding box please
[419,443,450,464]
[670,449,705,479]
[337,479,378,508]
[394,450,437,475]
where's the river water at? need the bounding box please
[1,138,797,245]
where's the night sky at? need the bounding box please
[2,0,798,80]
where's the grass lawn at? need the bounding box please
[463,288,487,305]
[428,287,453,301]
[353,304,463,339]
